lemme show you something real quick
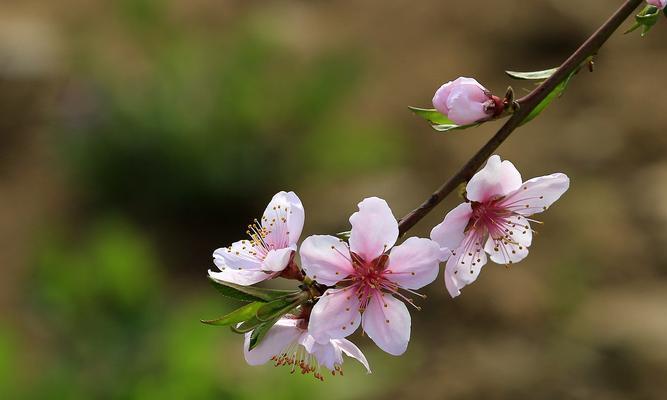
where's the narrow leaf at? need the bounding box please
[408,106,454,125]
[230,316,265,334]
[408,106,479,133]
[201,302,264,326]
[255,292,310,322]
[248,316,281,350]
[208,275,298,302]
[505,67,558,80]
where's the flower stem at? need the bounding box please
[397,0,644,236]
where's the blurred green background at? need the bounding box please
[1,0,666,399]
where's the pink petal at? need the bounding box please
[334,338,372,373]
[349,197,399,261]
[446,84,491,125]
[466,155,523,203]
[213,242,262,271]
[444,230,488,297]
[500,173,570,216]
[432,77,486,116]
[260,247,294,272]
[300,235,355,286]
[308,287,362,342]
[244,318,301,366]
[484,234,529,265]
[385,237,441,290]
[262,191,305,249]
[430,202,473,258]
[362,293,411,356]
[208,268,272,286]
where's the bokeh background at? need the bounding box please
[1,0,666,399]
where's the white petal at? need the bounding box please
[484,231,530,265]
[385,237,441,290]
[466,155,523,203]
[301,336,341,371]
[208,268,272,286]
[444,266,465,298]
[362,293,411,356]
[444,230,488,296]
[244,319,301,366]
[260,247,294,272]
[334,338,372,373]
[430,202,473,257]
[500,173,570,216]
[213,241,263,271]
[349,197,399,261]
[308,287,362,342]
[261,191,305,249]
[300,235,355,286]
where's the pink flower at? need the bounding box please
[209,191,305,286]
[244,316,371,380]
[430,155,569,298]
[647,0,667,9]
[432,77,498,125]
[300,197,442,355]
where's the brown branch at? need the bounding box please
[398,0,644,236]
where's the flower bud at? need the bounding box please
[432,77,499,125]
[646,0,666,9]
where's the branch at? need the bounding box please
[397,0,644,236]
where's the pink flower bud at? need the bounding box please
[432,77,498,125]
[647,0,666,9]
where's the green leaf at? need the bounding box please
[230,316,265,333]
[256,291,310,322]
[408,106,479,133]
[200,302,264,326]
[505,67,558,81]
[208,275,298,302]
[521,73,574,125]
[336,231,351,240]
[625,5,661,36]
[248,316,281,350]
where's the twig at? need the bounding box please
[397,0,644,236]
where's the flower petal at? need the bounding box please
[308,287,362,342]
[349,197,399,261]
[213,242,262,271]
[466,155,523,203]
[334,338,372,373]
[244,318,301,366]
[446,85,491,125]
[433,77,486,115]
[208,268,272,286]
[484,234,529,265]
[444,266,465,298]
[444,230,488,297]
[261,247,294,272]
[385,237,441,290]
[362,293,411,356]
[500,173,570,216]
[430,202,473,258]
[300,235,355,286]
[261,191,305,249]
[300,335,341,371]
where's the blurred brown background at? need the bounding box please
[1,0,666,399]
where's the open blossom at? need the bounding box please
[430,155,569,298]
[209,191,304,286]
[432,77,499,125]
[647,0,667,9]
[244,316,370,380]
[300,197,441,356]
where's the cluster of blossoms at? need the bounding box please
[208,152,569,378]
